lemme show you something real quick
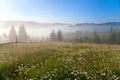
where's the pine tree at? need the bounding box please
[57,30,62,41]
[82,36,90,43]
[92,31,100,43]
[50,30,56,41]
[9,25,17,42]
[18,24,28,42]
[109,28,116,44]
[75,31,80,42]
[116,31,120,44]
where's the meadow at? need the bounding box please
[0,42,120,80]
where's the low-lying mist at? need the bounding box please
[0,21,120,44]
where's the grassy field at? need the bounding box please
[0,42,120,80]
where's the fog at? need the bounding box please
[0,22,83,38]
[0,21,120,43]
[0,25,63,38]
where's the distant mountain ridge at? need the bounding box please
[0,21,120,32]
[74,22,120,26]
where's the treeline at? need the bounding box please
[1,24,120,45]
[49,28,120,45]
[2,25,63,43]
[0,24,30,43]
[67,28,120,44]
[49,30,63,41]
[8,24,29,43]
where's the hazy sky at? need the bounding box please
[0,0,120,23]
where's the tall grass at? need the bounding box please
[0,42,120,80]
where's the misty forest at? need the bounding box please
[0,22,120,45]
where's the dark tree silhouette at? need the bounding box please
[93,31,100,43]
[57,30,62,41]
[82,36,90,43]
[9,25,17,42]
[116,31,120,44]
[50,30,56,41]
[18,24,28,42]
[75,31,80,42]
[109,28,116,44]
